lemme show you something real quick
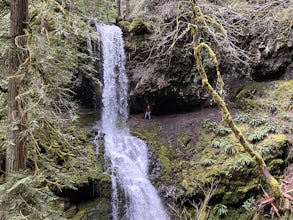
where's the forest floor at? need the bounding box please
[128,106,223,146]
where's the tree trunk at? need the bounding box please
[125,0,130,19]
[6,0,28,173]
[117,0,123,18]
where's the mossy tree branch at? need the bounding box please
[163,0,285,208]
[186,0,284,206]
[192,38,283,205]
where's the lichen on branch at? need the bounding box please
[162,0,285,210]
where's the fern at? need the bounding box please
[247,129,268,143]
[211,139,238,155]
[265,123,283,134]
[236,156,254,167]
[215,126,231,136]
[213,203,228,217]
[242,197,256,212]
[234,113,252,123]
[211,139,227,149]
[201,119,217,132]
[248,115,268,127]
[201,158,217,167]
[223,144,239,155]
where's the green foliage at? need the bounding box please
[223,144,239,155]
[234,113,252,123]
[201,119,231,136]
[247,129,268,143]
[248,115,267,127]
[0,171,65,219]
[247,123,285,143]
[234,113,268,127]
[201,119,217,132]
[0,1,99,219]
[264,123,284,134]
[225,164,238,178]
[216,125,231,136]
[211,139,228,149]
[201,158,216,167]
[281,112,293,122]
[236,156,255,168]
[211,139,239,155]
[242,197,256,212]
[212,203,228,217]
[75,0,117,23]
[0,0,9,18]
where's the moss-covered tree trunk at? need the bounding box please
[191,28,284,205]
[5,0,28,173]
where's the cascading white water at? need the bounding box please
[96,24,169,220]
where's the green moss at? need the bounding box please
[97,173,111,182]
[260,134,288,148]
[271,81,293,105]
[71,198,111,220]
[159,144,171,173]
[257,134,289,162]
[76,111,100,128]
[97,173,112,198]
[222,178,260,204]
[128,18,151,34]
[236,88,256,100]
[237,178,260,194]
[236,80,293,113]
[129,80,293,217]
[65,205,78,219]
[267,176,283,205]
[66,125,88,144]
[268,159,284,174]
[95,155,104,174]
[118,21,131,33]
[131,125,173,186]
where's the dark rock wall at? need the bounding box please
[122,21,209,114]
[119,15,292,114]
[75,10,292,115]
[250,39,293,81]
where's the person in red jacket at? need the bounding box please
[144,105,151,120]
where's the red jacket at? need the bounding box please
[146,106,151,112]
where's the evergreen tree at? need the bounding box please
[6,0,28,173]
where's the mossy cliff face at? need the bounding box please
[129,80,293,219]
[59,117,112,219]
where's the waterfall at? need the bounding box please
[95,24,169,220]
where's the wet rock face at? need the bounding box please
[123,25,292,114]
[121,20,209,114]
[251,40,293,81]
[126,51,205,114]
